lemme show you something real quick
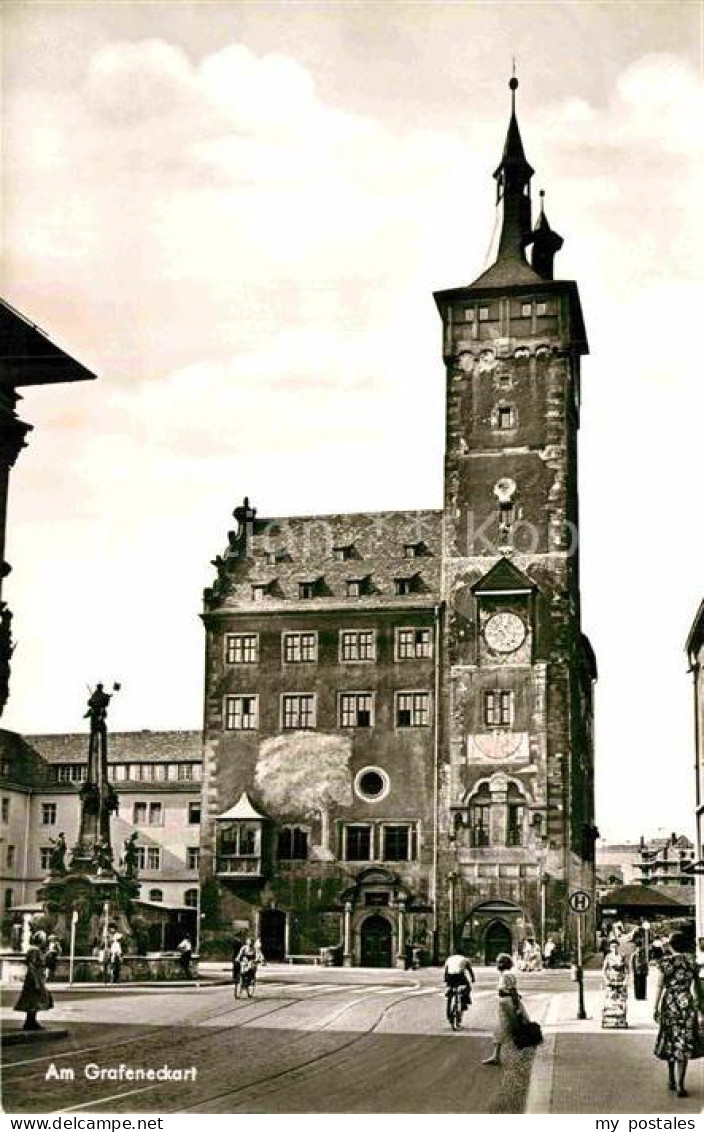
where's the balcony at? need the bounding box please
[215,855,262,877]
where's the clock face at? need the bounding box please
[472,730,524,760]
[484,612,526,654]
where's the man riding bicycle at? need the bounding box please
[444,949,476,1026]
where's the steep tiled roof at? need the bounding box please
[26,731,202,764]
[205,507,442,612]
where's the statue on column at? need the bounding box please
[72,682,121,869]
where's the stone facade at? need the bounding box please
[200,82,597,965]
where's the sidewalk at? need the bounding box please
[527,977,702,1114]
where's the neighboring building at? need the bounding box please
[199,79,598,966]
[0,299,95,715]
[596,833,696,898]
[686,600,704,956]
[0,730,202,918]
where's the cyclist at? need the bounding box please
[235,936,261,994]
[444,949,476,1027]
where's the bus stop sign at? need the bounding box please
[568,890,592,914]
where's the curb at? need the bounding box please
[2,1028,69,1047]
[525,994,560,1114]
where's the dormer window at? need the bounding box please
[334,545,356,562]
[251,583,272,602]
[346,577,371,598]
[395,575,420,596]
[298,579,322,600]
[404,542,429,559]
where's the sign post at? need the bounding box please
[568,889,591,1020]
[68,909,78,986]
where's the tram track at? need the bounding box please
[3,979,421,1113]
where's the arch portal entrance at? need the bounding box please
[360,913,393,968]
[484,918,512,964]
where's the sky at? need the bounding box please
[1,1,702,842]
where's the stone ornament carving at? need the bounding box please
[493,477,517,504]
[477,349,497,374]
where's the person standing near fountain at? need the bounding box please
[14,933,54,1031]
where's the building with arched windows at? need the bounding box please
[199,80,597,965]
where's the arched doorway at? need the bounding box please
[360,914,393,967]
[484,919,512,964]
[259,908,286,961]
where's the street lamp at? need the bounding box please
[447,871,458,954]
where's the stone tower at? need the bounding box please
[433,78,597,958]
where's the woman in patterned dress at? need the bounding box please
[601,939,629,1028]
[482,953,528,1065]
[653,931,703,1098]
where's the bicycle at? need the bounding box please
[447,984,464,1030]
[234,963,257,999]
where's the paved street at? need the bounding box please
[2,967,701,1114]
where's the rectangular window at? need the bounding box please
[147,847,161,871]
[484,690,513,727]
[133,802,148,826]
[382,824,416,862]
[346,579,364,598]
[187,847,200,870]
[298,581,317,600]
[339,692,373,728]
[0,760,9,777]
[224,695,259,730]
[340,629,376,662]
[536,301,548,316]
[277,827,309,861]
[396,627,431,660]
[479,307,489,322]
[39,847,52,871]
[177,764,193,782]
[396,691,430,728]
[470,802,491,847]
[521,302,532,317]
[345,825,372,861]
[464,308,476,323]
[498,407,515,430]
[251,584,268,602]
[283,631,318,663]
[114,764,127,782]
[282,694,316,730]
[148,802,163,827]
[507,805,524,846]
[333,545,355,561]
[6,844,15,868]
[41,803,57,826]
[1,798,9,823]
[188,802,201,825]
[225,633,259,664]
[4,888,14,910]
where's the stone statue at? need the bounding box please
[73,682,121,870]
[123,832,139,879]
[48,833,67,874]
[91,839,114,874]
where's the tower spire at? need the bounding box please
[531,189,564,280]
[493,74,534,268]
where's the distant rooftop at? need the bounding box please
[25,731,202,764]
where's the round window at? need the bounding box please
[355,767,389,803]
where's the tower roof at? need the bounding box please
[471,557,537,595]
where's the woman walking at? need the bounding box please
[482,952,528,1065]
[601,939,629,1028]
[653,931,703,1098]
[13,932,54,1031]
